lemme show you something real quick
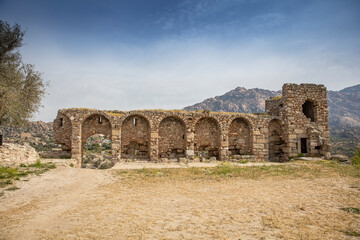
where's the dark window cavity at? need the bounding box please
[302,101,315,122]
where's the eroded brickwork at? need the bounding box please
[53,83,331,166]
[268,119,285,161]
[159,117,186,158]
[194,117,221,158]
[228,118,252,156]
[53,114,72,151]
[82,114,112,144]
[121,115,150,159]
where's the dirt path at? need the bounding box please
[0,163,359,239]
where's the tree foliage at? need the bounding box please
[0,20,47,126]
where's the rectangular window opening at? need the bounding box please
[133,117,137,126]
[99,117,103,124]
[59,118,64,127]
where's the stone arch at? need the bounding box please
[228,117,252,156]
[194,117,220,159]
[121,114,150,160]
[81,114,112,142]
[268,119,285,162]
[302,100,316,122]
[53,113,72,152]
[158,116,186,159]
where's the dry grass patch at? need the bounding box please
[115,160,360,181]
[110,161,360,239]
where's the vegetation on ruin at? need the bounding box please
[0,20,48,127]
[271,95,282,100]
[104,111,124,117]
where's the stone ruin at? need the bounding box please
[53,83,331,167]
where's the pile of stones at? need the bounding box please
[82,153,114,169]
[0,143,39,166]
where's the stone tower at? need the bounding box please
[266,83,331,158]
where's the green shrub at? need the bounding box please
[238,159,249,164]
[351,147,360,165]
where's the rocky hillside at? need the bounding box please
[327,84,360,127]
[184,87,281,113]
[0,121,54,151]
[1,121,53,140]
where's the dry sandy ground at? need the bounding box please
[0,161,359,240]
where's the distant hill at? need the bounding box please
[184,87,281,113]
[0,121,54,151]
[184,84,360,156]
[327,84,360,127]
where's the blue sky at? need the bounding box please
[1,0,359,122]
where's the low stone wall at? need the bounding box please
[39,150,72,159]
[0,143,39,166]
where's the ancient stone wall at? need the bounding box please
[265,83,331,158]
[54,83,331,166]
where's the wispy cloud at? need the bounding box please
[250,13,286,28]
[155,0,248,32]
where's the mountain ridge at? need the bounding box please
[184,84,360,127]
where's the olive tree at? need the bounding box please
[0,20,47,144]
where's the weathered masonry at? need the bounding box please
[54,83,331,166]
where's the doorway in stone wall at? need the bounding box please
[301,138,308,154]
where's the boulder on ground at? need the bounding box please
[331,154,349,162]
[209,157,217,162]
[98,160,114,169]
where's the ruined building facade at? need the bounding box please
[53,83,331,166]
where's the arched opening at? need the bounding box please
[302,100,315,122]
[268,119,286,162]
[194,117,220,159]
[54,114,72,152]
[158,117,186,159]
[228,117,252,157]
[81,114,112,168]
[121,115,150,160]
[82,134,113,169]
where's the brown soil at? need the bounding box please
[0,162,359,240]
